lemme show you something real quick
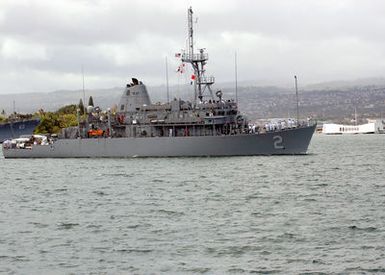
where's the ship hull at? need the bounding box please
[3,125,315,158]
[0,119,40,143]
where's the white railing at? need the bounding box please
[182,53,208,62]
[198,76,215,84]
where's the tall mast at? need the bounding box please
[187,7,194,58]
[82,65,86,113]
[10,100,15,138]
[294,75,299,126]
[235,51,238,104]
[165,56,170,103]
[182,7,215,105]
[186,7,198,103]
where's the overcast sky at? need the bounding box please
[1,0,385,94]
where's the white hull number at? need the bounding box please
[273,135,284,149]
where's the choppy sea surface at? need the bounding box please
[1,134,385,274]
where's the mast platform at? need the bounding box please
[182,53,209,63]
[198,76,215,85]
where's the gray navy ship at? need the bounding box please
[2,7,316,158]
[0,117,40,143]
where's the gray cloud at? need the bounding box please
[1,0,385,94]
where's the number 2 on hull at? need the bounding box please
[273,135,284,149]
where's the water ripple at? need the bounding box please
[1,135,385,273]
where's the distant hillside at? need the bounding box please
[0,88,122,114]
[0,84,196,114]
[1,79,385,123]
[235,85,385,123]
[303,77,385,91]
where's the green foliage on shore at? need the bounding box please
[34,104,79,134]
[56,104,78,115]
[0,112,37,124]
[34,113,62,134]
[0,109,5,122]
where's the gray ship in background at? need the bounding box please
[2,7,316,158]
[0,115,40,143]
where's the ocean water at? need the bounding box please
[1,134,385,274]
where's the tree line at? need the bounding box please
[34,96,94,134]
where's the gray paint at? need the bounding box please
[3,125,315,158]
[117,82,151,113]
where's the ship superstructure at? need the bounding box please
[67,7,246,141]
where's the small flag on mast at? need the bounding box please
[176,63,185,73]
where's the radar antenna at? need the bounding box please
[182,7,215,105]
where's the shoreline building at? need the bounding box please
[322,119,385,134]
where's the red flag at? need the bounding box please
[191,74,196,80]
[176,63,185,74]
